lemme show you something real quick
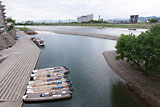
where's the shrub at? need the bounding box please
[116,24,160,75]
[148,19,158,23]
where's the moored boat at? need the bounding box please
[31,70,69,77]
[28,78,70,85]
[31,37,45,46]
[26,85,72,94]
[32,66,69,74]
[23,90,72,102]
[28,79,71,87]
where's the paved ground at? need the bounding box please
[0,31,40,107]
[103,51,160,107]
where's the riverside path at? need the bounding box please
[0,31,40,107]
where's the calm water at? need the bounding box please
[23,31,148,107]
[23,25,147,37]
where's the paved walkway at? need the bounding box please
[103,51,160,107]
[0,31,40,107]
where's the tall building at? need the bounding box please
[0,1,7,30]
[77,14,93,23]
[130,15,138,23]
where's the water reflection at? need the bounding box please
[111,82,150,107]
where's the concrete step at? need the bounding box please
[0,55,30,101]
[0,55,27,98]
[4,55,32,101]
[13,53,39,101]
[0,49,40,101]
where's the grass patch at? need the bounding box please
[55,23,152,29]
[15,27,31,31]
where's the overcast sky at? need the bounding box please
[2,0,160,21]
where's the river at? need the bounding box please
[23,25,147,37]
[23,26,149,107]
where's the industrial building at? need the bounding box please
[77,14,93,23]
[130,15,138,23]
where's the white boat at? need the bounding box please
[23,90,72,102]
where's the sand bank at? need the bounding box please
[33,29,118,40]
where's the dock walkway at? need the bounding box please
[0,31,40,107]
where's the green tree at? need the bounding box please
[148,19,158,23]
[116,24,160,75]
[6,17,16,25]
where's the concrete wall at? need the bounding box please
[0,29,16,51]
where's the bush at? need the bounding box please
[116,24,160,75]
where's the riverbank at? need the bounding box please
[17,23,155,29]
[0,31,40,107]
[103,51,160,107]
[33,29,118,40]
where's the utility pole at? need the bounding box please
[98,15,101,21]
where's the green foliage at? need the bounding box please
[15,27,31,31]
[88,20,108,23]
[148,19,158,23]
[7,26,13,32]
[6,17,16,32]
[6,17,16,25]
[116,24,160,75]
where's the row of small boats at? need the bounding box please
[23,66,73,102]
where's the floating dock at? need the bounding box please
[0,31,40,107]
[23,66,72,102]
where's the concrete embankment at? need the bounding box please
[103,51,160,107]
[0,31,40,107]
[33,29,119,40]
[0,29,16,51]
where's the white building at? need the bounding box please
[77,14,93,23]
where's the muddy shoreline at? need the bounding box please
[103,51,160,107]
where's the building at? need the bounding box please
[130,15,138,23]
[77,14,93,23]
[0,1,7,30]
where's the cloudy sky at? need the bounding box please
[2,0,160,21]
